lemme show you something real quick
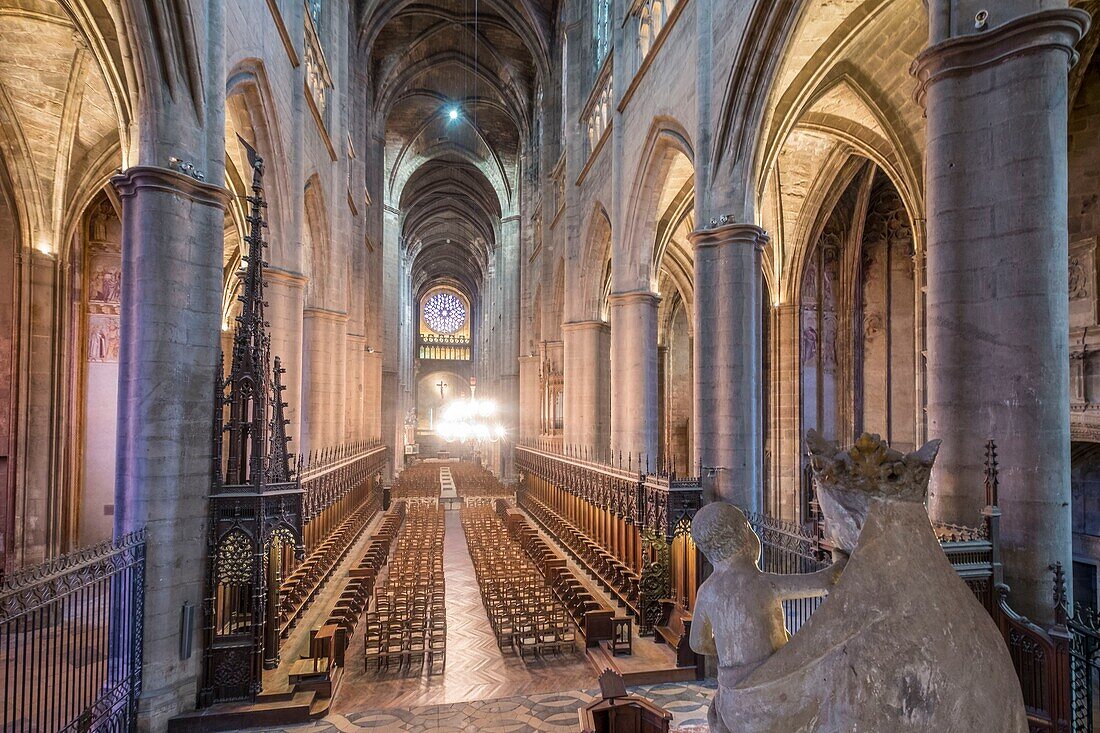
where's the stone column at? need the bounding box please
[913,5,1089,623]
[266,267,306,444]
[518,354,540,439]
[689,223,767,512]
[346,335,368,442]
[112,167,229,727]
[609,291,659,465]
[301,308,348,453]
[365,349,383,439]
[563,320,611,459]
[773,303,803,522]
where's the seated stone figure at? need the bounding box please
[689,502,846,733]
[691,431,1028,733]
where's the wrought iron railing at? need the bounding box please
[0,530,146,733]
[516,443,696,539]
[745,512,829,634]
[418,334,470,361]
[1068,595,1099,732]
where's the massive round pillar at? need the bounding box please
[609,291,659,466]
[112,167,229,727]
[690,222,767,511]
[914,5,1089,622]
[563,320,611,459]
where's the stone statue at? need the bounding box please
[689,502,846,733]
[691,431,1028,732]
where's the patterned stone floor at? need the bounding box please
[253,680,715,732]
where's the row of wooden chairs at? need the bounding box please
[462,506,577,660]
[363,504,447,676]
[520,493,640,612]
[449,462,514,498]
[497,502,614,643]
[279,498,378,637]
[391,463,441,498]
[314,504,407,650]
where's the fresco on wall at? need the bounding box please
[87,314,120,362]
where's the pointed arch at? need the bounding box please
[303,174,332,309]
[580,203,612,322]
[620,117,695,292]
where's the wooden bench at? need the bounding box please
[655,600,697,669]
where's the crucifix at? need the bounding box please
[437,380,447,399]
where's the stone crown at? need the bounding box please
[806,430,940,502]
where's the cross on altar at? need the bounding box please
[437,380,447,399]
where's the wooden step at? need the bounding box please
[167,690,316,733]
[585,638,698,687]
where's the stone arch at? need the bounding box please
[225,59,292,267]
[389,146,512,217]
[579,203,612,322]
[357,0,552,79]
[620,117,695,293]
[303,174,333,309]
[757,69,925,307]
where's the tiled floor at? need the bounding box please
[256,680,715,732]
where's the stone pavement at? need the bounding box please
[250,680,716,732]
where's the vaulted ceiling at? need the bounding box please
[362,0,554,306]
[0,0,123,250]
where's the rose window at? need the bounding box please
[423,291,466,334]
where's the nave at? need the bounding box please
[254,459,710,732]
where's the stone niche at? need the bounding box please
[1070,236,1097,329]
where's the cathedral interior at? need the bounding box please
[1,0,1099,731]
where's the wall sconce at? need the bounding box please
[35,238,53,256]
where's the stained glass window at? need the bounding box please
[423,291,466,334]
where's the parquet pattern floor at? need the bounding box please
[257,680,715,732]
[245,500,717,732]
[330,509,598,713]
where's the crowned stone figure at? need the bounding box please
[690,431,1027,733]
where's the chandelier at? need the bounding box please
[436,398,506,443]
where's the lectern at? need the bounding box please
[578,670,672,733]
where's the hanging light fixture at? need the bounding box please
[435,397,507,444]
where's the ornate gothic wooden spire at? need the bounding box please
[202,137,303,706]
[223,136,275,488]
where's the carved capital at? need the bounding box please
[688,222,768,252]
[911,8,1090,108]
[562,319,611,334]
[606,290,661,308]
[110,166,231,210]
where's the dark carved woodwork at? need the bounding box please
[515,443,702,544]
[200,139,304,707]
[638,530,670,637]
